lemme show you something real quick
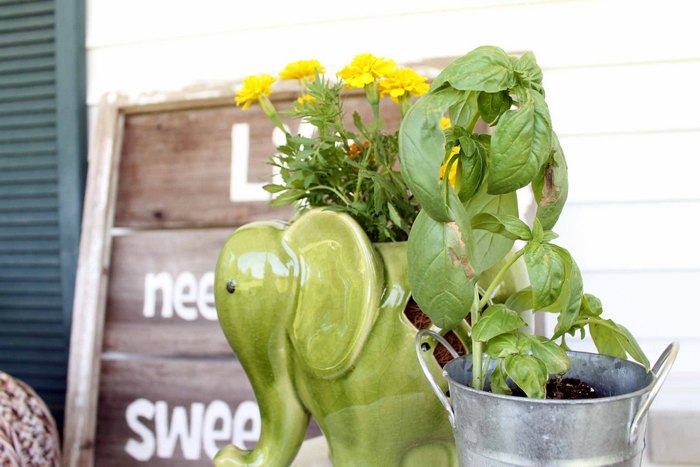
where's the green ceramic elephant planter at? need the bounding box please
[213,209,458,467]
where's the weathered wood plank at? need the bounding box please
[104,229,234,355]
[113,92,401,228]
[94,357,321,466]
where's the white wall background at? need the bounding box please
[87,0,700,463]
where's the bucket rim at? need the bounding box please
[443,349,654,405]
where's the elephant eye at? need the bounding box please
[226,280,237,294]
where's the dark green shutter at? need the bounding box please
[0,0,85,430]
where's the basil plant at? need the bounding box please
[399,46,648,398]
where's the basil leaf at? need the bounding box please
[524,242,565,309]
[486,333,519,359]
[542,230,559,242]
[456,136,486,201]
[477,90,512,124]
[513,51,544,93]
[527,335,570,375]
[580,293,603,317]
[471,212,532,241]
[407,209,478,330]
[262,184,286,193]
[505,354,547,399]
[505,287,533,313]
[472,304,526,342]
[488,89,551,194]
[431,46,516,93]
[589,319,649,369]
[463,184,518,272]
[449,91,479,129]
[399,87,464,222]
[489,360,512,395]
[590,319,627,360]
[550,246,583,337]
[533,132,569,230]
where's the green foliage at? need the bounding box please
[264,74,420,242]
[400,45,650,398]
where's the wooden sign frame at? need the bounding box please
[62,87,303,466]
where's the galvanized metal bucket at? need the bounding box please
[416,329,679,467]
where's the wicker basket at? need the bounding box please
[0,371,61,467]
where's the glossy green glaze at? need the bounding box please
[214,209,456,467]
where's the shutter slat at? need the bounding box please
[0,140,55,155]
[0,111,54,128]
[0,281,61,294]
[0,209,58,224]
[0,41,52,60]
[0,83,53,101]
[0,254,61,267]
[0,309,62,322]
[0,126,56,143]
[0,70,53,88]
[0,97,53,114]
[0,167,55,183]
[0,363,65,378]
[0,11,51,33]
[0,238,59,251]
[0,181,56,197]
[0,27,53,47]
[0,55,53,74]
[0,196,57,211]
[0,154,54,170]
[0,225,59,239]
[0,2,53,20]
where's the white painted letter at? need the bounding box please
[155,401,205,460]
[197,271,217,320]
[125,398,156,461]
[202,400,233,459]
[173,272,198,321]
[230,123,268,202]
[143,273,173,318]
[232,401,261,449]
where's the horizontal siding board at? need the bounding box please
[555,201,700,271]
[562,131,700,204]
[578,271,700,340]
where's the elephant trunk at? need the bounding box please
[213,365,310,467]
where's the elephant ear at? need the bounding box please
[284,209,383,380]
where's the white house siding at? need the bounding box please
[87,0,700,463]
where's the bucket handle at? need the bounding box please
[415,329,459,427]
[629,341,680,443]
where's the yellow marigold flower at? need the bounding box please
[280,60,325,80]
[338,53,396,89]
[235,74,276,110]
[379,68,429,103]
[440,146,461,188]
[296,94,316,105]
[440,117,451,129]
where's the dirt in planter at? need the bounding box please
[510,377,602,400]
[404,297,467,367]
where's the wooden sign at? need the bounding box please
[64,87,402,466]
